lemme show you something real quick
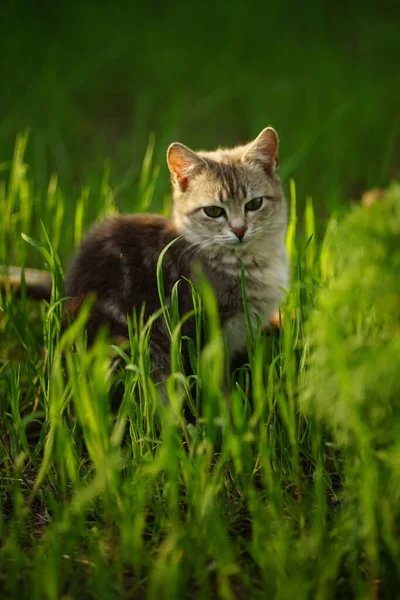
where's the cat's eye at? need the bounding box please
[203,206,225,218]
[245,197,264,212]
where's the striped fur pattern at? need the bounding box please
[65,128,288,383]
[167,127,288,356]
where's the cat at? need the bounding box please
[63,126,288,384]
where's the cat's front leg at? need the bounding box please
[223,312,248,358]
[222,310,266,359]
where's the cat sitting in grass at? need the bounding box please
[4,128,289,385]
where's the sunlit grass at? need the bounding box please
[1,133,400,599]
[1,3,399,595]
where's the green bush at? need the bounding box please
[301,185,400,590]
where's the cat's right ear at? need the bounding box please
[167,143,206,192]
[242,127,279,174]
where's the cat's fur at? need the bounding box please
[64,127,288,382]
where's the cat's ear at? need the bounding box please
[167,143,207,192]
[242,127,279,173]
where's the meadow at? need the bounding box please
[1,2,400,598]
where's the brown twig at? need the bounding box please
[0,266,52,301]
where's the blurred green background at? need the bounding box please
[1,5,400,596]
[1,0,399,232]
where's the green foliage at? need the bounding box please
[1,2,399,593]
[302,185,400,444]
[301,188,400,593]
[2,128,399,597]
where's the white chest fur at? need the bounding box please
[222,243,288,356]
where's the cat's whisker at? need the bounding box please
[180,238,217,262]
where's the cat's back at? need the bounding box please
[65,213,181,298]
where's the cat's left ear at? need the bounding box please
[167,143,207,192]
[242,127,279,173]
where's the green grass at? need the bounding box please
[1,2,400,598]
[1,135,400,598]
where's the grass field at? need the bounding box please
[1,2,400,598]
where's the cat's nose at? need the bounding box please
[230,225,247,241]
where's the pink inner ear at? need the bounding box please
[168,142,206,190]
[179,176,189,191]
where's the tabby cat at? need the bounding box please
[64,127,288,383]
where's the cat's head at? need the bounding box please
[167,127,287,252]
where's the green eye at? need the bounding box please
[245,197,264,211]
[203,206,225,218]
